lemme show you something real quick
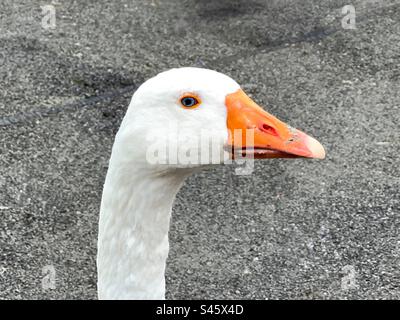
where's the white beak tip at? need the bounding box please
[307,136,326,159]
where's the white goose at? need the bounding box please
[97,67,325,299]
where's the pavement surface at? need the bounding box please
[0,0,399,299]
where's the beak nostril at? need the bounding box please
[261,123,279,137]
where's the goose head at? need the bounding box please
[98,67,326,299]
[115,67,325,171]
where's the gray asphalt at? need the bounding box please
[0,0,399,299]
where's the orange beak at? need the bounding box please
[225,89,326,159]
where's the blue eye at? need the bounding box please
[181,96,199,108]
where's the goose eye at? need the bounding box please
[180,94,201,109]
